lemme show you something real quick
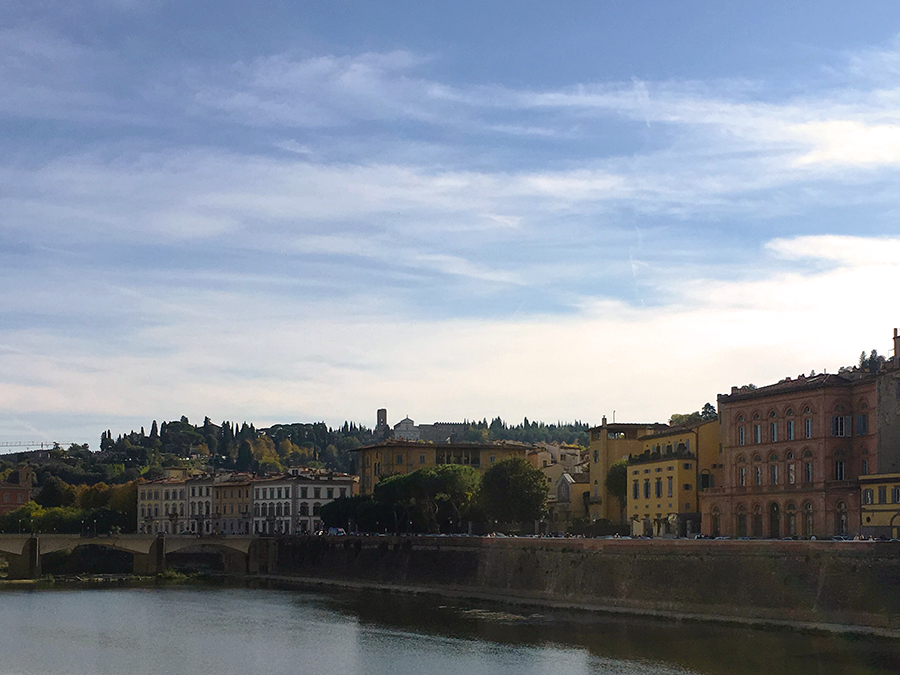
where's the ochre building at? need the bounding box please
[586,417,669,523]
[629,419,720,537]
[355,441,528,495]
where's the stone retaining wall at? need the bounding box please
[273,536,900,631]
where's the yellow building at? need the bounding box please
[628,419,720,537]
[587,417,669,523]
[355,440,528,494]
[860,473,900,538]
[213,473,253,535]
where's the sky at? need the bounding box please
[2,1,900,449]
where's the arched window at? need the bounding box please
[276,502,283,517]
[835,501,848,535]
[769,503,780,538]
[803,502,814,537]
[786,503,797,536]
[736,505,747,538]
[785,408,794,416]
[300,502,309,516]
[313,502,321,516]
[752,504,763,538]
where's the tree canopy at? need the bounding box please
[480,457,548,525]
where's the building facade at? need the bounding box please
[628,419,719,537]
[138,477,188,534]
[587,418,669,523]
[213,474,253,535]
[356,441,528,495]
[701,372,877,539]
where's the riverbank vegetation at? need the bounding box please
[320,458,548,534]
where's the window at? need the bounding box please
[632,481,639,500]
[835,502,848,535]
[863,489,874,505]
[861,459,869,476]
[300,487,308,498]
[754,465,762,485]
[314,487,321,499]
[770,464,778,485]
[419,454,426,464]
[738,427,745,446]
[893,486,900,504]
[803,502,813,537]
[834,461,845,481]
[683,484,693,491]
[277,488,282,499]
[770,422,777,443]
[787,420,795,440]
[667,476,673,497]
[396,454,403,464]
[857,415,868,435]
[326,488,334,499]
[831,415,852,437]
[805,418,812,439]
[739,467,746,487]
[643,479,651,499]
[787,463,796,484]
[753,425,761,444]
[655,478,662,498]
[878,486,887,504]
[683,463,692,470]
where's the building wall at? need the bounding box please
[587,420,669,523]
[214,478,252,535]
[702,374,876,539]
[860,473,900,537]
[876,367,900,474]
[137,479,187,534]
[356,442,527,495]
[0,484,31,515]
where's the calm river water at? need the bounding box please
[1,586,899,675]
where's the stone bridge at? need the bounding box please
[0,534,269,579]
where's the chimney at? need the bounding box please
[894,327,900,366]
[601,415,607,427]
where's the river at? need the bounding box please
[0,585,899,675]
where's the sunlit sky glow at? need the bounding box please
[2,2,900,448]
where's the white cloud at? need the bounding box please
[0,234,895,446]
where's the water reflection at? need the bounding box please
[324,589,900,675]
[0,586,896,675]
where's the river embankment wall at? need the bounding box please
[270,536,900,633]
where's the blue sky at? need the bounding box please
[2,2,900,448]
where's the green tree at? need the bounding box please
[480,457,548,527]
[35,476,77,508]
[605,459,628,524]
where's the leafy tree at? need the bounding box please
[859,349,886,374]
[700,402,717,421]
[605,459,628,524]
[480,457,548,526]
[36,476,77,508]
